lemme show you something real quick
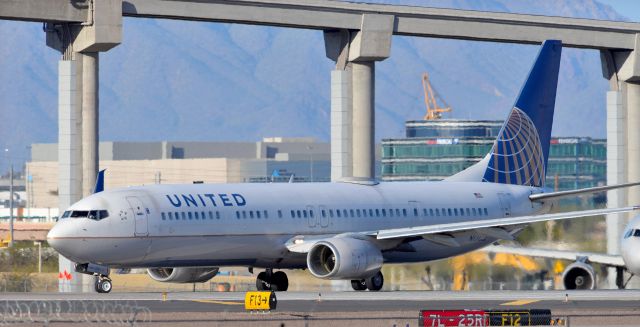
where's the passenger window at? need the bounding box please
[168,212,173,220]
[188,212,193,220]
[413,208,418,216]
[181,212,186,220]
[256,211,261,219]
[337,210,341,218]
[484,208,489,216]
[356,209,361,218]
[194,212,199,220]
[422,209,427,216]
[466,208,471,216]
[402,209,407,217]
[236,211,240,219]
[303,211,308,218]
[396,209,401,216]
[454,208,458,216]
[382,209,386,217]
[368,209,373,217]
[249,211,254,219]
[389,209,394,217]
[264,210,268,219]
[350,209,355,217]
[375,209,380,217]
[290,210,295,218]
[343,209,348,217]
[208,211,213,219]
[472,208,477,216]
[447,209,452,216]
[297,210,302,218]
[430,208,434,216]
[216,211,220,219]
[161,212,166,220]
[242,211,247,219]
[278,210,283,218]
[175,212,180,221]
[435,209,439,216]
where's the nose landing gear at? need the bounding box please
[95,276,113,293]
[256,269,289,291]
[75,263,113,293]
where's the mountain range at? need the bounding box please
[0,0,626,173]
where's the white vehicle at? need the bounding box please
[47,40,639,293]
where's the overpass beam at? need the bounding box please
[325,14,393,181]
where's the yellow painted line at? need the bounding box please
[500,299,540,306]
[192,299,244,306]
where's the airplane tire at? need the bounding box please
[351,280,367,291]
[365,271,384,291]
[100,279,113,293]
[256,272,269,291]
[272,271,289,292]
[95,279,102,293]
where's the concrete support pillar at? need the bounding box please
[58,59,84,293]
[351,61,375,179]
[330,69,353,181]
[81,52,99,196]
[626,82,640,206]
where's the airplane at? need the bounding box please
[47,40,640,293]
[484,213,640,290]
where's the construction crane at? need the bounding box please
[421,72,452,120]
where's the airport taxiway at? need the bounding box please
[1,291,639,326]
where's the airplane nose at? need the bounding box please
[47,222,81,261]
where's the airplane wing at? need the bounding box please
[483,244,625,267]
[529,181,640,202]
[375,205,640,240]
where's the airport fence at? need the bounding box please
[0,300,151,326]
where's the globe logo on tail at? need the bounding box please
[482,107,545,187]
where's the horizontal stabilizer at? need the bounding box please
[530,181,640,201]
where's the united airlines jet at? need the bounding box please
[47,40,639,293]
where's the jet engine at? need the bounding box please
[562,262,596,290]
[307,237,383,280]
[147,267,219,283]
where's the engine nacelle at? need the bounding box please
[562,262,596,290]
[147,267,219,283]
[307,237,383,280]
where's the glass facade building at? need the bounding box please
[382,120,606,192]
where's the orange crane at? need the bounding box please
[421,72,452,120]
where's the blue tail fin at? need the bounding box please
[481,40,562,187]
[93,169,106,193]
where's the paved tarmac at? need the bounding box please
[1,291,639,326]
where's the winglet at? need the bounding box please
[93,169,106,194]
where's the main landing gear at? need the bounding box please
[351,271,384,291]
[256,269,289,291]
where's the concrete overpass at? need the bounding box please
[2,0,640,290]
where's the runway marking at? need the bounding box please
[500,299,540,306]
[192,300,244,306]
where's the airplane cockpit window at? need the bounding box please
[634,229,640,237]
[60,211,71,219]
[68,210,109,220]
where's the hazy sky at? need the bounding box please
[598,0,640,21]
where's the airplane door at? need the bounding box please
[127,196,149,236]
[497,193,512,217]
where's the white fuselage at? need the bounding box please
[48,181,546,269]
